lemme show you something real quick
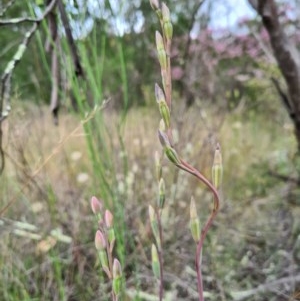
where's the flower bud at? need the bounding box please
[155,151,162,181]
[156,32,167,70]
[149,0,162,18]
[158,178,166,209]
[163,21,173,41]
[149,205,161,249]
[159,119,166,132]
[95,230,106,250]
[158,129,171,148]
[165,146,181,165]
[189,197,201,243]
[105,210,113,228]
[95,231,109,274]
[149,0,159,10]
[155,84,170,128]
[159,101,170,128]
[161,3,173,41]
[155,83,166,103]
[108,228,116,251]
[112,258,122,295]
[161,3,170,22]
[212,143,223,190]
[151,244,160,279]
[155,31,164,52]
[91,196,103,215]
[113,258,122,278]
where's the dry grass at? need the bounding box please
[0,100,300,301]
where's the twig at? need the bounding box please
[231,274,300,301]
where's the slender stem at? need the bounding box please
[159,20,172,110]
[178,159,220,211]
[176,158,220,301]
[165,41,172,110]
[157,210,164,301]
[106,239,113,277]
[196,242,204,301]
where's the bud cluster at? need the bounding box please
[91,196,122,298]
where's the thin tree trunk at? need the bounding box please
[248,0,300,152]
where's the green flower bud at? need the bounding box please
[112,258,122,295]
[99,250,109,272]
[212,143,223,190]
[151,244,160,279]
[163,21,173,41]
[108,228,116,251]
[158,178,166,209]
[155,31,164,52]
[155,151,162,181]
[165,145,181,165]
[159,100,170,128]
[158,50,167,70]
[149,205,161,249]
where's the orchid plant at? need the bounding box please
[149,1,223,300]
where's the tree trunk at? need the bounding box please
[248,0,300,153]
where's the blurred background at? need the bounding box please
[1,0,300,300]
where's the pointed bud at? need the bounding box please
[158,178,166,209]
[156,32,167,70]
[149,205,161,249]
[95,231,109,275]
[149,0,159,10]
[95,230,106,250]
[150,0,162,18]
[159,119,166,132]
[155,151,162,181]
[112,258,122,295]
[155,31,164,51]
[161,3,172,41]
[155,84,170,128]
[163,21,173,41]
[161,3,170,22]
[105,210,113,228]
[189,197,201,243]
[159,101,171,128]
[165,146,181,165]
[155,83,166,103]
[108,228,116,252]
[99,251,109,275]
[212,143,223,190]
[91,196,103,215]
[149,204,156,223]
[158,129,171,148]
[151,244,160,279]
[113,258,122,278]
[158,130,180,165]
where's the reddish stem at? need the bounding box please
[176,159,220,301]
[157,211,164,301]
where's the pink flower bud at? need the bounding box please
[90,196,103,214]
[95,230,106,250]
[105,210,114,228]
[113,258,122,279]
